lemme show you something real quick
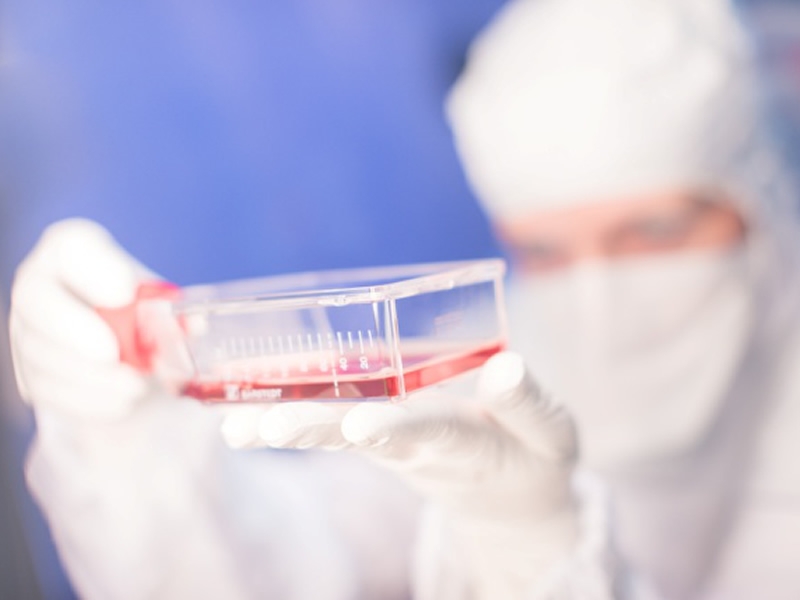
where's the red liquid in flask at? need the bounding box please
[181,341,505,403]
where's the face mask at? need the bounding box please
[506,247,756,469]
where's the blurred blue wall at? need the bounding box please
[1,1,507,293]
[736,0,800,176]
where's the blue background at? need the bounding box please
[0,1,507,294]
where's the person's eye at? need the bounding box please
[632,217,691,240]
[609,212,698,255]
[508,242,570,273]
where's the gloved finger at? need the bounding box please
[11,322,148,395]
[341,396,509,464]
[23,218,152,308]
[258,402,353,450]
[477,352,577,463]
[21,357,150,421]
[219,406,271,449]
[10,281,120,363]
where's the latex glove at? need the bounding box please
[221,352,581,599]
[9,219,158,419]
[8,219,254,599]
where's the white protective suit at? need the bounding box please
[9,1,800,600]
[11,218,620,599]
[447,0,800,598]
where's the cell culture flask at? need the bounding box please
[100,259,508,403]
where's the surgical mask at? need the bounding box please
[506,247,756,469]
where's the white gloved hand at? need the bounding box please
[221,352,581,599]
[9,219,158,421]
[8,219,251,599]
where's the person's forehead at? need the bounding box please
[494,189,724,239]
